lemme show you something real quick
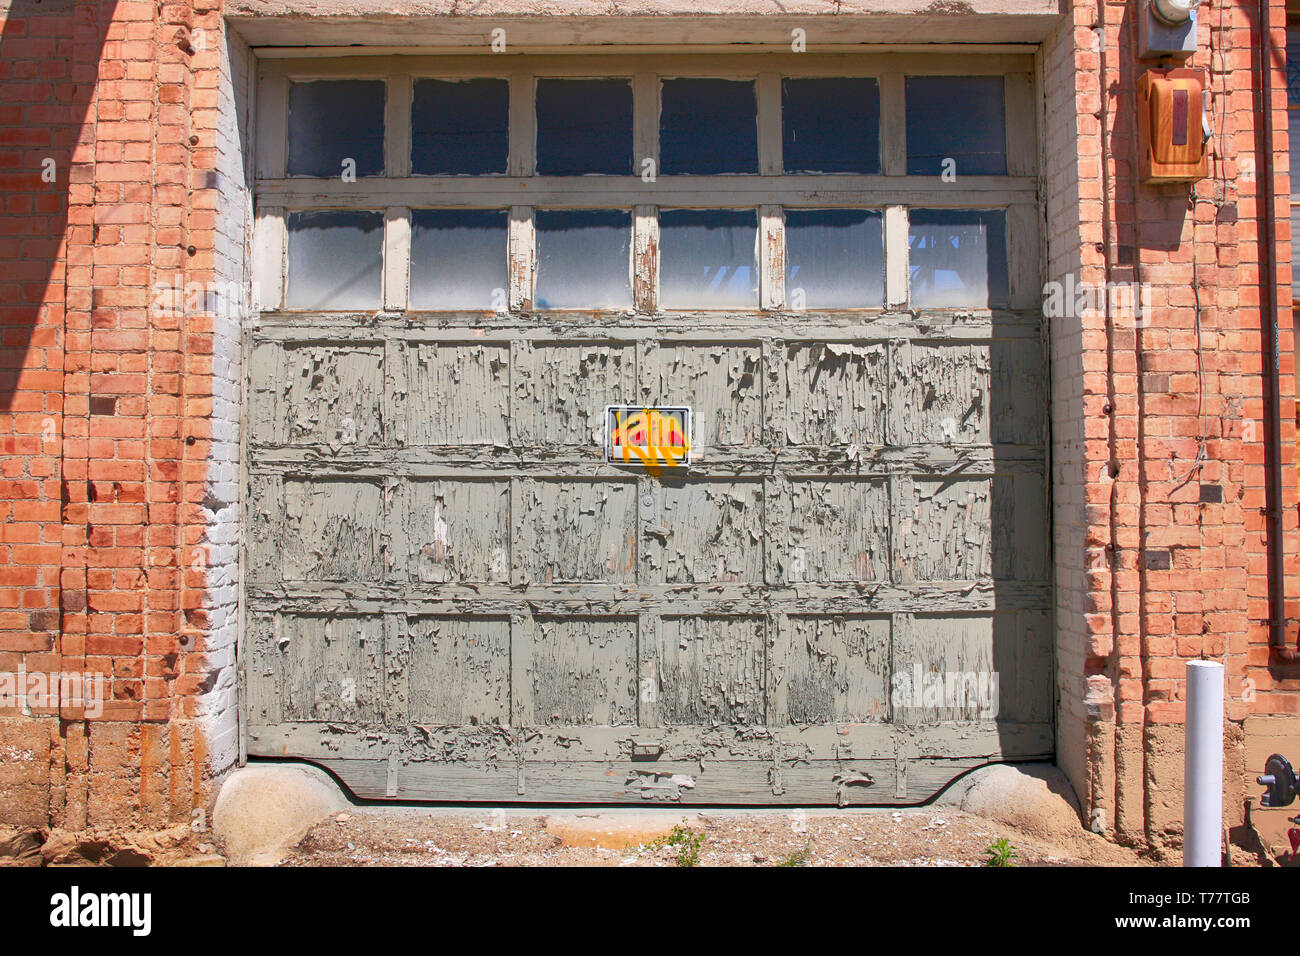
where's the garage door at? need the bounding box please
[241,53,1053,804]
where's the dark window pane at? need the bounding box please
[535,210,632,310]
[410,209,509,310]
[412,78,509,175]
[288,80,385,177]
[785,209,884,308]
[905,76,1007,176]
[660,79,758,174]
[1290,121,1300,180]
[783,78,881,174]
[659,209,758,309]
[908,208,1008,309]
[286,210,384,310]
[536,78,633,175]
[1288,37,1300,105]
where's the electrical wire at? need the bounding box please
[1168,7,1222,496]
[1168,185,1208,495]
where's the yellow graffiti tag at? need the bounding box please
[611,408,689,469]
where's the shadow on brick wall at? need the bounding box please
[0,0,116,411]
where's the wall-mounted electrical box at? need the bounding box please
[1138,0,1199,60]
[1138,68,1209,184]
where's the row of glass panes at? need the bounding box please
[284,207,1009,311]
[285,75,1007,178]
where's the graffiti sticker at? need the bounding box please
[605,406,692,468]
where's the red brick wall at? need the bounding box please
[1045,0,1300,855]
[0,0,1296,854]
[0,0,231,830]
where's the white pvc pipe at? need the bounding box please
[1184,660,1224,867]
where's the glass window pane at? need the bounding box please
[905,76,1007,176]
[534,210,632,310]
[412,78,509,175]
[286,210,384,310]
[908,209,1008,309]
[659,209,758,309]
[410,209,509,310]
[660,79,758,174]
[1292,206,1300,292]
[1290,117,1300,180]
[1288,37,1300,105]
[785,209,884,309]
[288,80,385,177]
[783,78,881,174]
[536,78,633,175]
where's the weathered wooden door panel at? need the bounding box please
[243,319,1052,804]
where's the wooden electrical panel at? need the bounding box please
[1138,67,1208,184]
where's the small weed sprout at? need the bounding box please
[777,840,813,867]
[645,822,706,867]
[983,838,1018,867]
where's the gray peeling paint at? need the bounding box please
[244,314,1051,803]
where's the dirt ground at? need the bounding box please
[279,805,1150,867]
